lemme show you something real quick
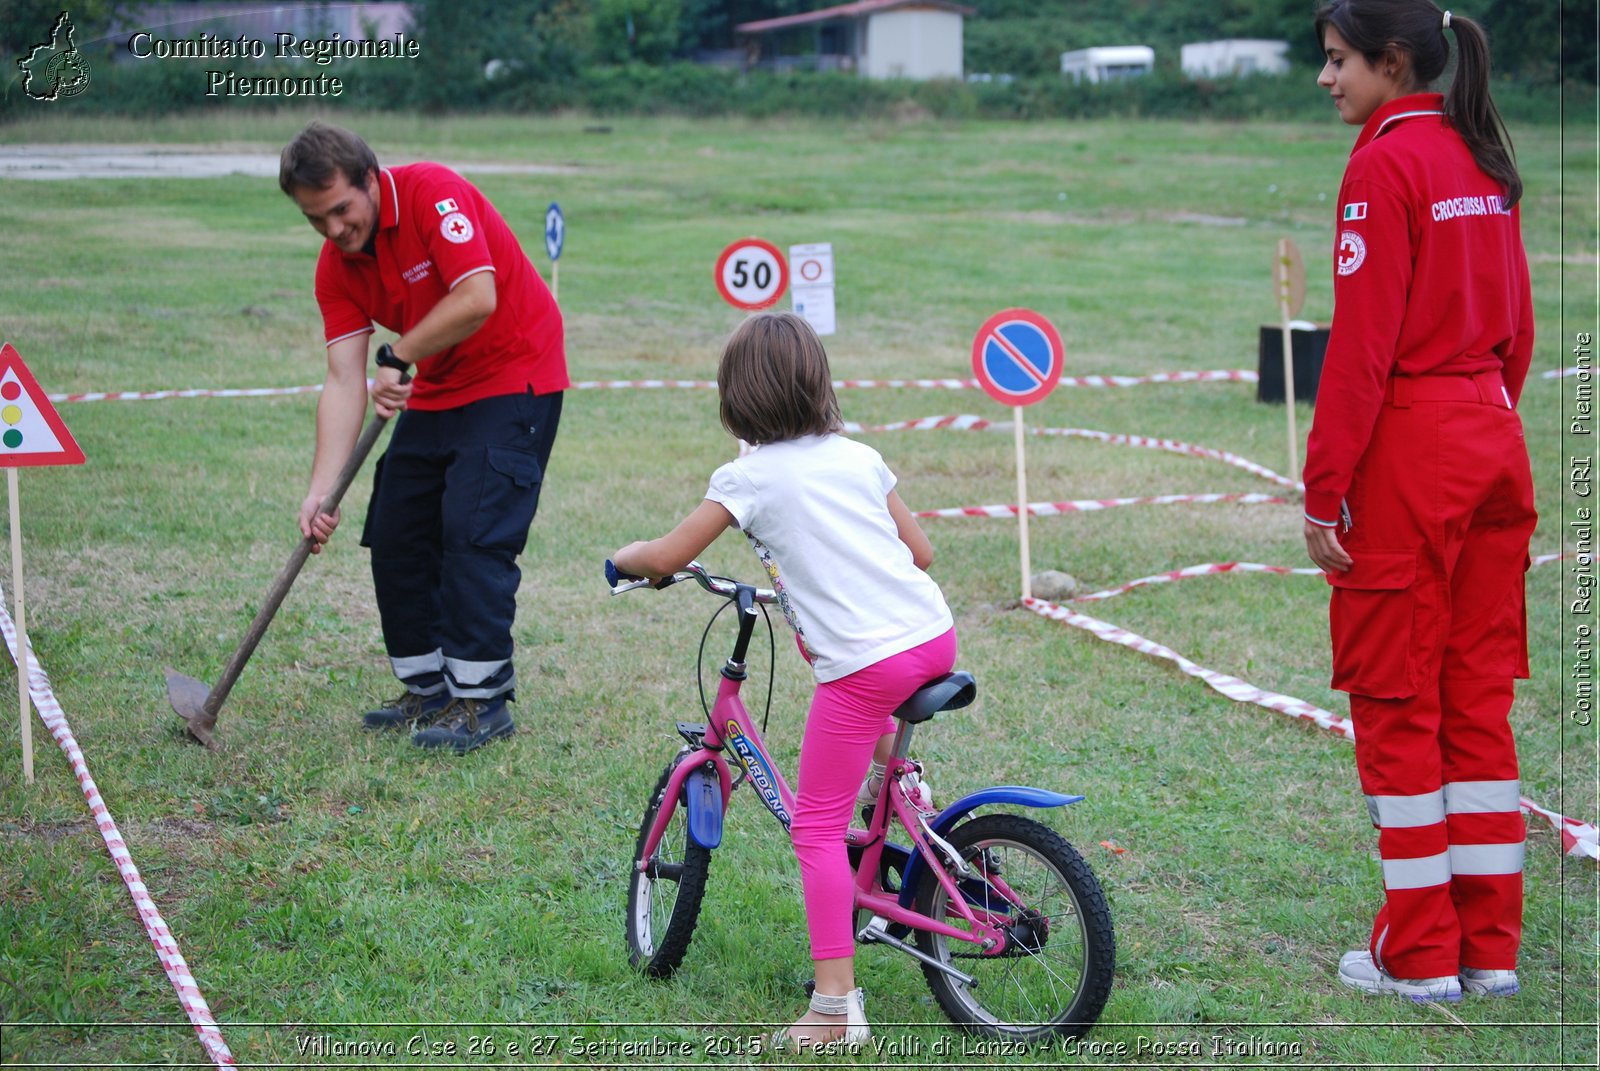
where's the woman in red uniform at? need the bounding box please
[1302,0,1536,1002]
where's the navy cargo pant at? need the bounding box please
[361,389,562,701]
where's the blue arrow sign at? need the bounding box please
[544,202,564,261]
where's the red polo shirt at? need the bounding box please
[313,163,569,410]
[1302,94,1534,524]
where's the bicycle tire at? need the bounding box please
[913,813,1115,1040]
[625,755,714,978]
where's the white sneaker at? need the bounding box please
[1337,951,1462,1002]
[1460,967,1520,996]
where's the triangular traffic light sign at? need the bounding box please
[0,343,85,467]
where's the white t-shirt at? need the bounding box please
[706,434,954,683]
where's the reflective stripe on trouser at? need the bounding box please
[1330,392,1535,978]
[362,390,563,701]
[390,651,447,697]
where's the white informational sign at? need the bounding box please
[788,242,836,336]
[791,285,836,336]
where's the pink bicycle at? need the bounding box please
[607,560,1115,1040]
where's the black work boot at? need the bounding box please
[362,690,455,731]
[411,695,514,754]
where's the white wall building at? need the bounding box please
[1180,39,1291,78]
[1059,46,1155,84]
[737,0,974,81]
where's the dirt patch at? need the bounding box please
[1163,212,1248,227]
[0,145,584,181]
[1,818,95,842]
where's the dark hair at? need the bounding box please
[278,121,378,197]
[717,312,843,445]
[1315,0,1520,207]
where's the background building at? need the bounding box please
[736,0,974,80]
[1059,45,1155,84]
[1180,39,1291,78]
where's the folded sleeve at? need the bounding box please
[707,461,757,530]
[313,247,373,345]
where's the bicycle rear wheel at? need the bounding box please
[913,813,1115,1040]
[626,754,713,978]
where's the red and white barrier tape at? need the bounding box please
[1521,798,1600,860]
[1025,595,1357,740]
[1024,593,1599,861]
[843,414,1301,491]
[51,369,1260,403]
[1072,552,1562,603]
[1071,561,1323,602]
[916,491,1285,519]
[0,589,235,1067]
[48,384,325,403]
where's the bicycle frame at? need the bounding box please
[625,563,1078,960]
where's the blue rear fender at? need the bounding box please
[896,785,1084,909]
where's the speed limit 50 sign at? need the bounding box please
[715,238,788,311]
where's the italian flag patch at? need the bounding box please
[1343,201,1368,221]
[434,198,459,215]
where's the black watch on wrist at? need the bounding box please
[374,343,409,374]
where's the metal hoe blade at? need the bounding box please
[165,667,218,748]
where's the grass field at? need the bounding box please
[0,108,1595,1068]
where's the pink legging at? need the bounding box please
[789,628,957,960]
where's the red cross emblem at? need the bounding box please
[1336,229,1366,276]
[439,211,475,244]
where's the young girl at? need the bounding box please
[1302,1,1536,1001]
[612,312,956,1046]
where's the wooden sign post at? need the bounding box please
[1274,238,1308,483]
[0,342,87,783]
[971,309,1065,601]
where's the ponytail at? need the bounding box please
[1315,1,1522,208]
[1443,14,1522,208]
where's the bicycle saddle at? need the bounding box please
[891,671,977,724]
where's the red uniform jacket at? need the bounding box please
[314,163,569,411]
[1302,93,1534,525]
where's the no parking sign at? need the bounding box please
[970,309,1064,601]
[971,308,1063,407]
[715,238,788,311]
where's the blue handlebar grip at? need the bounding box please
[605,560,621,587]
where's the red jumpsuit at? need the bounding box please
[1303,94,1537,980]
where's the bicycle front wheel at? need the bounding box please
[626,755,713,978]
[913,813,1115,1040]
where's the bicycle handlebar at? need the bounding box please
[605,559,777,604]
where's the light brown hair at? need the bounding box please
[278,120,378,197]
[717,312,842,445]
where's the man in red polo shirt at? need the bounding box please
[279,121,568,754]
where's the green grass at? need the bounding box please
[0,110,1593,1068]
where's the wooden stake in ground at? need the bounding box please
[1274,238,1308,484]
[0,342,88,784]
[1014,406,1032,600]
[971,310,1064,601]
